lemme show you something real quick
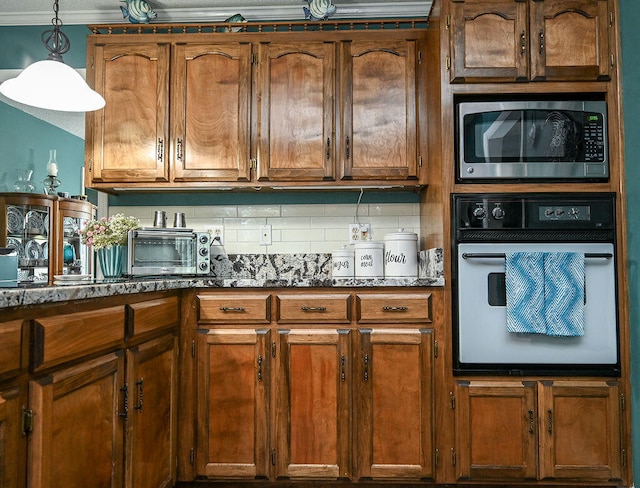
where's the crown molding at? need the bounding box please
[0,2,432,26]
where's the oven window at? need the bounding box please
[487,271,586,307]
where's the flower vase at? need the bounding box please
[97,245,125,279]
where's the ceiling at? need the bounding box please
[2,0,433,26]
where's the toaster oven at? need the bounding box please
[126,228,211,276]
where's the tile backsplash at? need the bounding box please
[110,202,421,254]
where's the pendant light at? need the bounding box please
[0,0,105,112]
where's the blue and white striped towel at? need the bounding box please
[544,252,585,337]
[505,252,585,336]
[505,252,546,334]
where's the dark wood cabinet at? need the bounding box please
[447,0,612,82]
[454,379,623,482]
[85,24,427,190]
[87,42,170,183]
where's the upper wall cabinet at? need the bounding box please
[84,23,428,191]
[255,41,336,182]
[447,0,612,83]
[87,42,171,183]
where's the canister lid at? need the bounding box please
[354,241,383,249]
[332,248,354,257]
[384,228,418,241]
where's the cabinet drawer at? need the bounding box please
[198,294,271,324]
[32,306,125,371]
[356,293,431,323]
[276,294,351,324]
[0,320,24,378]
[126,296,179,339]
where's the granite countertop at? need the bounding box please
[1,249,444,309]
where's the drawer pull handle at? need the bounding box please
[382,306,409,312]
[220,306,245,312]
[528,409,535,435]
[301,306,327,312]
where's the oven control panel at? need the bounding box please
[539,205,590,221]
[454,193,615,232]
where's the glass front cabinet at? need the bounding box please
[0,193,96,285]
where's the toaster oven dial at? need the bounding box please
[198,262,209,271]
[198,234,210,245]
[199,247,209,257]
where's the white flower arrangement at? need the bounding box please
[80,214,139,250]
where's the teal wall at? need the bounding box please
[620,0,640,479]
[2,6,640,475]
[0,26,87,195]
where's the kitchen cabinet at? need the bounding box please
[16,294,179,488]
[256,41,336,182]
[85,23,427,190]
[171,43,252,183]
[274,328,352,479]
[447,0,612,83]
[28,352,125,488]
[194,289,435,482]
[454,379,623,482]
[124,333,178,488]
[339,39,420,181]
[0,194,95,285]
[355,328,434,480]
[87,42,170,184]
[0,319,28,488]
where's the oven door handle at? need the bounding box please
[461,252,613,259]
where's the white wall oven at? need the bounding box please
[452,193,619,376]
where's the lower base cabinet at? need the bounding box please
[454,379,623,483]
[195,290,436,483]
[28,353,125,488]
[0,385,28,488]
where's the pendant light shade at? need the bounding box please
[0,0,105,113]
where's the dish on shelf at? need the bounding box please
[63,217,79,237]
[41,242,48,259]
[6,237,24,257]
[25,210,46,235]
[25,240,41,260]
[43,214,49,236]
[53,274,92,282]
[7,207,24,234]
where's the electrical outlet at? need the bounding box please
[349,223,371,244]
[209,225,224,245]
[259,224,272,246]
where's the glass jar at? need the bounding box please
[13,169,35,193]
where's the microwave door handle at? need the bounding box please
[461,252,612,259]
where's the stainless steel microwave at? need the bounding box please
[457,99,608,181]
[126,228,210,276]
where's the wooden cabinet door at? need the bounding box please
[125,334,178,488]
[196,328,270,478]
[0,385,27,488]
[448,0,529,82]
[454,380,538,481]
[256,41,336,182]
[172,43,252,182]
[530,0,611,81]
[89,42,170,183]
[340,39,420,181]
[28,352,125,488]
[538,380,622,481]
[275,329,351,479]
[356,328,434,480]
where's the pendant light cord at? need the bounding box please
[42,0,70,62]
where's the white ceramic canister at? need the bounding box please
[383,229,418,278]
[354,241,384,279]
[332,247,355,279]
